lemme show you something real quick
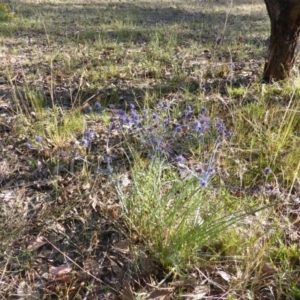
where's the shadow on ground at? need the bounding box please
[1,0,268,44]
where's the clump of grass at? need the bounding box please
[116,156,270,272]
[111,101,273,274]
[12,87,86,148]
[230,83,300,190]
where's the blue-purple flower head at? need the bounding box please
[119,115,128,125]
[158,101,164,108]
[147,153,154,160]
[110,122,119,130]
[157,101,168,109]
[199,114,210,126]
[176,155,186,163]
[85,106,93,113]
[175,125,182,133]
[186,105,192,112]
[163,115,169,127]
[208,167,215,175]
[94,102,102,111]
[193,121,202,133]
[185,105,193,119]
[214,117,227,136]
[84,128,94,140]
[35,135,43,144]
[131,112,141,125]
[225,131,232,138]
[152,113,158,122]
[263,166,272,177]
[119,109,126,116]
[81,139,89,148]
[25,142,33,149]
[199,178,209,187]
[200,107,208,115]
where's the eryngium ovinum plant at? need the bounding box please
[112,101,271,270]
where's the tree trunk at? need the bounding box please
[263,0,300,82]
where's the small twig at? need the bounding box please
[0,122,11,129]
[195,267,226,293]
[82,90,103,107]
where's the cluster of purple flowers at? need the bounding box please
[110,102,230,147]
[24,100,237,186]
[83,102,102,114]
[25,135,44,150]
[24,100,274,189]
[109,101,232,187]
[81,128,95,148]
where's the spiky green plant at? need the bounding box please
[115,155,272,272]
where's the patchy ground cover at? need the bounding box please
[1,0,300,299]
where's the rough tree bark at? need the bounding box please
[263,0,300,82]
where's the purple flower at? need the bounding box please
[199,114,210,126]
[132,112,141,125]
[152,113,158,122]
[264,167,272,177]
[199,178,209,187]
[147,153,154,160]
[176,155,186,163]
[218,125,226,135]
[110,122,119,130]
[119,115,126,124]
[84,128,94,140]
[208,167,215,174]
[129,103,135,110]
[158,101,164,108]
[201,107,208,115]
[119,109,126,116]
[175,125,182,133]
[35,135,43,143]
[214,118,226,135]
[193,121,202,132]
[95,102,102,111]
[25,142,33,149]
[226,131,232,138]
[185,112,193,120]
[86,106,93,113]
[81,139,89,148]
[163,115,169,127]
[120,115,130,125]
